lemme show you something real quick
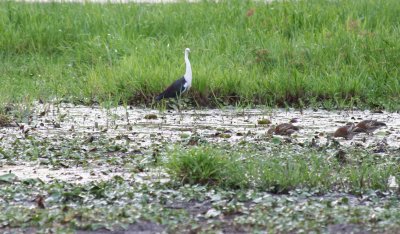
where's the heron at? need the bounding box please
[156,48,192,101]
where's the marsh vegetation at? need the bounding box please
[1,103,400,232]
[1,0,400,233]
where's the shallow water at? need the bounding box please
[34,103,397,146]
[1,103,399,183]
[0,163,169,184]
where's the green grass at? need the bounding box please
[166,146,250,188]
[165,146,400,194]
[1,0,400,109]
[0,114,11,127]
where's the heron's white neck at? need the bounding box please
[184,51,192,86]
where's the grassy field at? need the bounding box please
[1,0,400,109]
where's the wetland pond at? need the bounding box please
[1,103,400,233]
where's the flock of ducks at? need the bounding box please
[268,119,387,140]
[333,120,387,140]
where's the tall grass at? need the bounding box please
[1,0,399,108]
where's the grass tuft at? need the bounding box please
[166,147,232,186]
[0,114,11,127]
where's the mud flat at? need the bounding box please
[1,103,398,183]
[1,104,400,233]
[2,103,398,146]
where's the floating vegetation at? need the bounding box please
[0,104,400,233]
[144,114,158,120]
[257,118,271,125]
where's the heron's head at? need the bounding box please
[185,48,191,53]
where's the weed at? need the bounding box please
[166,146,234,185]
[0,114,11,127]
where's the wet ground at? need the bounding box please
[1,103,400,233]
[1,103,398,183]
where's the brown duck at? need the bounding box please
[353,120,386,134]
[333,122,357,140]
[268,123,300,136]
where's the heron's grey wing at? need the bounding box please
[156,77,186,100]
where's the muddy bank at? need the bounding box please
[2,103,398,146]
[1,103,398,182]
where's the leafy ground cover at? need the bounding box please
[1,104,399,233]
[1,138,400,233]
[2,175,400,233]
[1,0,400,109]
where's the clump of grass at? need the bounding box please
[258,155,334,193]
[0,114,11,127]
[165,146,399,194]
[144,114,157,120]
[257,119,271,125]
[166,147,236,186]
